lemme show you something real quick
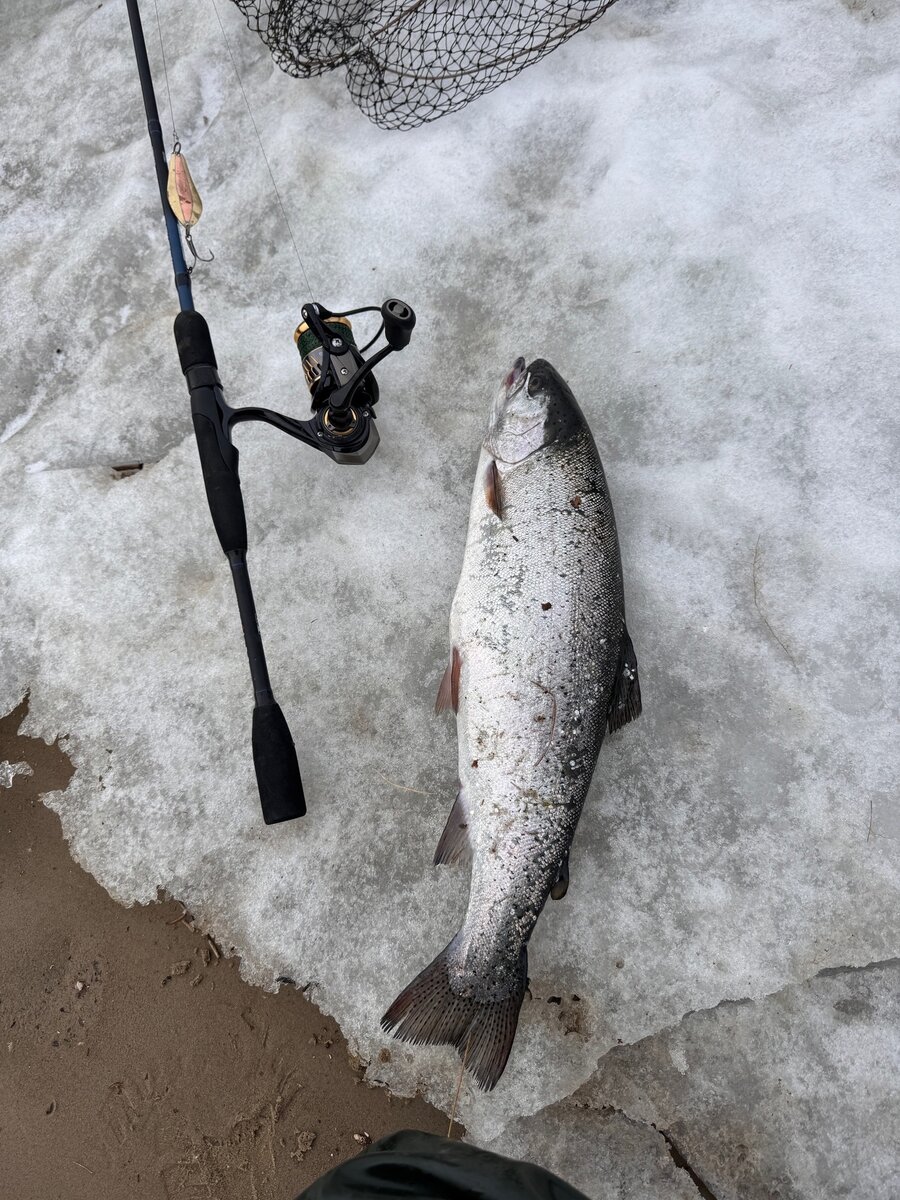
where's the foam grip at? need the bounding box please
[252,702,306,823]
[174,309,218,372]
[191,413,248,554]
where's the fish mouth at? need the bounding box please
[503,356,528,398]
[486,357,586,461]
[486,356,531,456]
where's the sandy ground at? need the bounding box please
[0,700,450,1200]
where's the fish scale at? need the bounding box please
[383,358,641,1089]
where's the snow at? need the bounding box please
[1,0,899,1190]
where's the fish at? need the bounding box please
[381,357,641,1089]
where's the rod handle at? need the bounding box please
[174,310,247,555]
[175,307,218,371]
[191,412,248,553]
[253,702,307,823]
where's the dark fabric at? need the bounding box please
[296,1129,590,1200]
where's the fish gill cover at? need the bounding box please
[231,0,621,128]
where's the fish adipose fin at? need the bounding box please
[435,646,462,714]
[381,941,527,1091]
[434,788,472,866]
[607,624,642,734]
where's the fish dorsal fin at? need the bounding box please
[433,787,471,866]
[435,645,462,714]
[607,624,642,733]
[167,150,203,228]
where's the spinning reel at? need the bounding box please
[294,298,416,463]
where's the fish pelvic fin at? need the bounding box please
[434,786,472,866]
[434,645,462,715]
[550,850,569,900]
[381,941,527,1091]
[607,623,642,734]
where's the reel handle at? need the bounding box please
[382,298,416,350]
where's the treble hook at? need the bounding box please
[183,226,214,272]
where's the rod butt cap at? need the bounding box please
[252,702,306,824]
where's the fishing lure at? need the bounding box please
[166,144,212,268]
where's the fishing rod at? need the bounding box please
[125,0,416,824]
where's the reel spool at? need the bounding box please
[294,314,357,395]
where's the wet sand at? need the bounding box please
[0,700,449,1199]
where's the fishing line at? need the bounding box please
[151,0,178,143]
[208,0,315,298]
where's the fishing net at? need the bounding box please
[230,0,620,129]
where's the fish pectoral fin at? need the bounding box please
[550,852,569,900]
[434,645,462,715]
[434,787,471,866]
[484,458,503,520]
[607,624,642,734]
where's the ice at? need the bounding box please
[2,0,899,1178]
[484,1105,703,1199]
[482,961,900,1197]
[0,761,33,789]
[574,960,900,1198]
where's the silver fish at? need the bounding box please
[382,358,641,1089]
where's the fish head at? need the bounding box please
[486,358,586,465]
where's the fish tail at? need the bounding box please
[381,939,527,1091]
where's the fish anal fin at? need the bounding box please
[435,645,462,714]
[607,624,642,734]
[434,788,471,866]
[381,941,526,1091]
[550,851,569,900]
[484,459,503,520]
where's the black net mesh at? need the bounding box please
[231,0,620,129]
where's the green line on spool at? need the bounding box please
[296,318,357,360]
